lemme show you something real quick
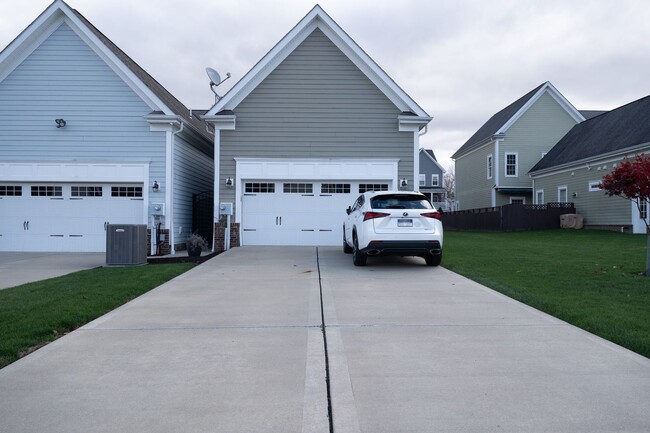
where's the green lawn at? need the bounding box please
[0,263,195,369]
[443,229,650,358]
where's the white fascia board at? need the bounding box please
[497,82,585,135]
[0,1,173,115]
[206,5,429,118]
[202,114,236,130]
[145,114,182,132]
[452,135,502,161]
[399,115,432,131]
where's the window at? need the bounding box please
[419,174,426,186]
[371,194,433,210]
[321,184,350,194]
[31,186,62,196]
[71,186,103,197]
[487,154,493,179]
[536,190,544,205]
[111,186,143,197]
[0,185,22,196]
[505,153,518,177]
[641,200,648,220]
[244,183,275,193]
[283,183,313,194]
[558,186,568,203]
[510,197,525,205]
[431,174,440,187]
[359,183,388,193]
[588,181,601,192]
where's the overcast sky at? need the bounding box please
[2,0,649,170]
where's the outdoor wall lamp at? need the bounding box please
[225,177,234,188]
[400,178,408,188]
[152,181,160,192]
[55,118,66,128]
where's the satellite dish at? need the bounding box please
[206,67,221,85]
[206,67,231,102]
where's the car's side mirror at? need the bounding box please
[346,206,352,215]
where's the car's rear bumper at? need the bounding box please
[360,240,442,257]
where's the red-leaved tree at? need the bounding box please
[599,154,650,276]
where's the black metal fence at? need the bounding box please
[441,202,576,231]
[192,190,214,246]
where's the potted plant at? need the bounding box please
[186,233,207,257]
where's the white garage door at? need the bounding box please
[241,181,389,246]
[0,183,144,252]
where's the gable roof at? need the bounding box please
[451,82,584,159]
[530,94,650,173]
[0,0,210,141]
[419,148,446,173]
[204,5,430,125]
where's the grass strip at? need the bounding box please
[0,263,195,369]
[443,229,650,359]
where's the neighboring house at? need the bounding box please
[419,149,447,209]
[529,94,650,234]
[203,5,431,248]
[451,82,584,210]
[0,0,213,253]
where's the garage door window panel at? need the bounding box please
[321,184,350,194]
[0,186,22,196]
[245,183,275,193]
[283,183,313,194]
[359,184,388,193]
[72,186,103,197]
[31,186,62,197]
[111,186,142,197]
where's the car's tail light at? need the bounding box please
[363,211,390,221]
[421,212,442,220]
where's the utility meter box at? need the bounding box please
[106,224,148,265]
[219,202,233,215]
[149,203,165,216]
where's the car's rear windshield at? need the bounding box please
[370,194,433,209]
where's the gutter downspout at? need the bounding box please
[493,139,500,207]
[212,129,220,252]
[167,121,184,254]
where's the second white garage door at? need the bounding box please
[0,183,145,252]
[241,181,389,246]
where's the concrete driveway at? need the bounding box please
[0,252,105,290]
[0,247,648,433]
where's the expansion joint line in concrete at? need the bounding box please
[316,247,334,433]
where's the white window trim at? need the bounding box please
[505,152,518,177]
[558,185,568,203]
[431,174,439,187]
[419,174,426,186]
[487,154,493,179]
[588,180,601,192]
[535,189,544,205]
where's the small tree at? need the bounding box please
[599,154,650,275]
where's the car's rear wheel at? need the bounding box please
[352,234,367,266]
[425,252,442,267]
[343,227,353,254]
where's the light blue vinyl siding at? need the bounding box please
[0,23,166,183]
[419,152,444,187]
[173,134,214,244]
[219,28,413,206]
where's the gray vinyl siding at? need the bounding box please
[419,153,444,188]
[220,28,412,208]
[0,23,166,184]
[533,160,633,227]
[173,133,214,244]
[500,92,578,188]
[455,142,495,209]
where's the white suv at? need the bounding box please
[343,191,443,266]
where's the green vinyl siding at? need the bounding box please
[455,142,495,209]
[219,28,412,208]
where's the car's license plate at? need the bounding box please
[397,218,413,227]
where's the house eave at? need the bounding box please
[452,134,504,160]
